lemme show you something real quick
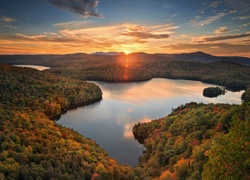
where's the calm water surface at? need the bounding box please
[14,65,50,71]
[57,78,243,166]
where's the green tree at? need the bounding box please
[203,114,250,179]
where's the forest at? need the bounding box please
[0,52,250,179]
[0,64,134,179]
[133,102,250,179]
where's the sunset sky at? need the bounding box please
[0,0,250,57]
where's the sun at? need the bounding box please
[123,50,131,55]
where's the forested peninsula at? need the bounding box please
[0,52,250,179]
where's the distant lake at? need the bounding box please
[14,65,50,71]
[57,78,243,166]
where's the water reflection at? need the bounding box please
[97,79,242,104]
[123,117,151,139]
[57,78,243,166]
[14,64,50,71]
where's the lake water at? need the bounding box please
[14,65,50,71]
[57,78,243,166]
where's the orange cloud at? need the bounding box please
[214,27,229,34]
[0,22,177,54]
[122,31,169,39]
[199,33,250,42]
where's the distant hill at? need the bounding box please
[0,51,249,65]
[0,52,250,90]
[155,51,250,65]
[92,52,125,56]
[91,51,250,65]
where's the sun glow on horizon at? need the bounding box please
[123,50,131,55]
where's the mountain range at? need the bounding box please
[0,51,249,66]
[90,51,250,65]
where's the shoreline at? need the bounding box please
[88,77,247,91]
[52,96,103,121]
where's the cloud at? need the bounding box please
[200,33,250,42]
[171,13,178,18]
[47,0,100,17]
[0,32,91,43]
[190,16,202,24]
[201,13,226,26]
[233,16,250,20]
[123,23,148,32]
[0,22,175,54]
[229,10,237,13]
[0,15,16,23]
[210,1,221,8]
[0,23,146,54]
[122,23,171,40]
[122,31,169,39]
[54,20,94,29]
[209,46,220,49]
[191,12,226,26]
[0,15,16,28]
[3,25,16,29]
[150,23,180,33]
[224,0,250,12]
[214,27,229,34]
[57,23,175,42]
[242,23,250,27]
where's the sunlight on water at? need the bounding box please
[14,65,50,71]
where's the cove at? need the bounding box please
[56,78,243,166]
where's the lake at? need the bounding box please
[57,78,243,166]
[14,64,50,71]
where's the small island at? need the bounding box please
[203,86,226,98]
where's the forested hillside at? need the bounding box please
[0,63,103,118]
[133,102,250,179]
[0,64,133,179]
[46,54,250,91]
[1,53,249,94]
